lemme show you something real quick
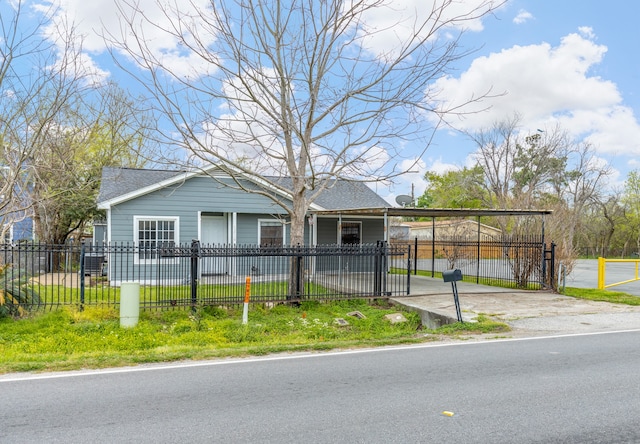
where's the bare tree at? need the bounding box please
[470,116,573,212]
[622,170,640,256]
[0,1,62,232]
[579,193,625,258]
[470,116,614,283]
[469,114,522,212]
[108,0,503,246]
[29,81,150,245]
[1,2,150,247]
[548,139,612,263]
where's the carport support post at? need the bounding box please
[431,217,435,278]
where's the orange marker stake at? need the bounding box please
[242,276,251,324]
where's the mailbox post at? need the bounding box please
[442,269,463,323]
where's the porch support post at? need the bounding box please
[309,213,317,246]
[383,209,388,243]
[231,212,237,244]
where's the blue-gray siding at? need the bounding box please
[108,176,291,244]
[104,174,386,283]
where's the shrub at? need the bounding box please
[0,264,41,318]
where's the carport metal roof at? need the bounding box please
[312,207,552,242]
[313,207,552,218]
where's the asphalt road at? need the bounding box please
[3,330,640,443]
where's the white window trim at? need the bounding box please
[258,219,287,246]
[133,216,180,264]
[338,220,362,245]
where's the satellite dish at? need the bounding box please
[395,194,413,207]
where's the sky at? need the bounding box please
[5,0,640,206]
[399,0,640,203]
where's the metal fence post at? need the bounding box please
[406,244,411,295]
[190,239,200,310]
[296,251,303,297]
[549,242,556,288]
[373,241,382,296]
[80,243,85,310]
[381,241,389,296]
[542,241,556,289]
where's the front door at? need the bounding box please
[200,214,228,275]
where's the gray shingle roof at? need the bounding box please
[97,167,185,203]
[98,167,390,210]
[270,177,389,210]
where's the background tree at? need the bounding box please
[622,170,640,255]
[30,82,148,244]
[417,166,486,210]
[1,2,150,245]
[110,0,502,246]
[576,193,626,258]
[469,116,611,231]
[543,138,612,269]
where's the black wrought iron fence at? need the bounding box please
[392,235,555,289]
[0,241,410,314]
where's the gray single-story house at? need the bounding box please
[95,166,391,284]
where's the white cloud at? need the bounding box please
[40,0,504,84]
[42,0,217,80]
[353,0,502,59]
[578,26,595,40]
[427,29,640,158]
[426,157,459,175]
[513,9,533,25]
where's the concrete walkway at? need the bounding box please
[391,275,640,337]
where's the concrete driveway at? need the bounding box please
[391,263,640,337]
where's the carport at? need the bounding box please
[314,207,555,289]
[313,207,553,244]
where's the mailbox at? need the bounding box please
[442,268,464,323]
[442,269,462,282]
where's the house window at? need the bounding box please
[134,217,179,263]
[340,221,362,245]
[259,220,285,247]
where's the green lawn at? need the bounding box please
[0,299,509,374]
[561,287,640,305]
[3,284,634,375]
